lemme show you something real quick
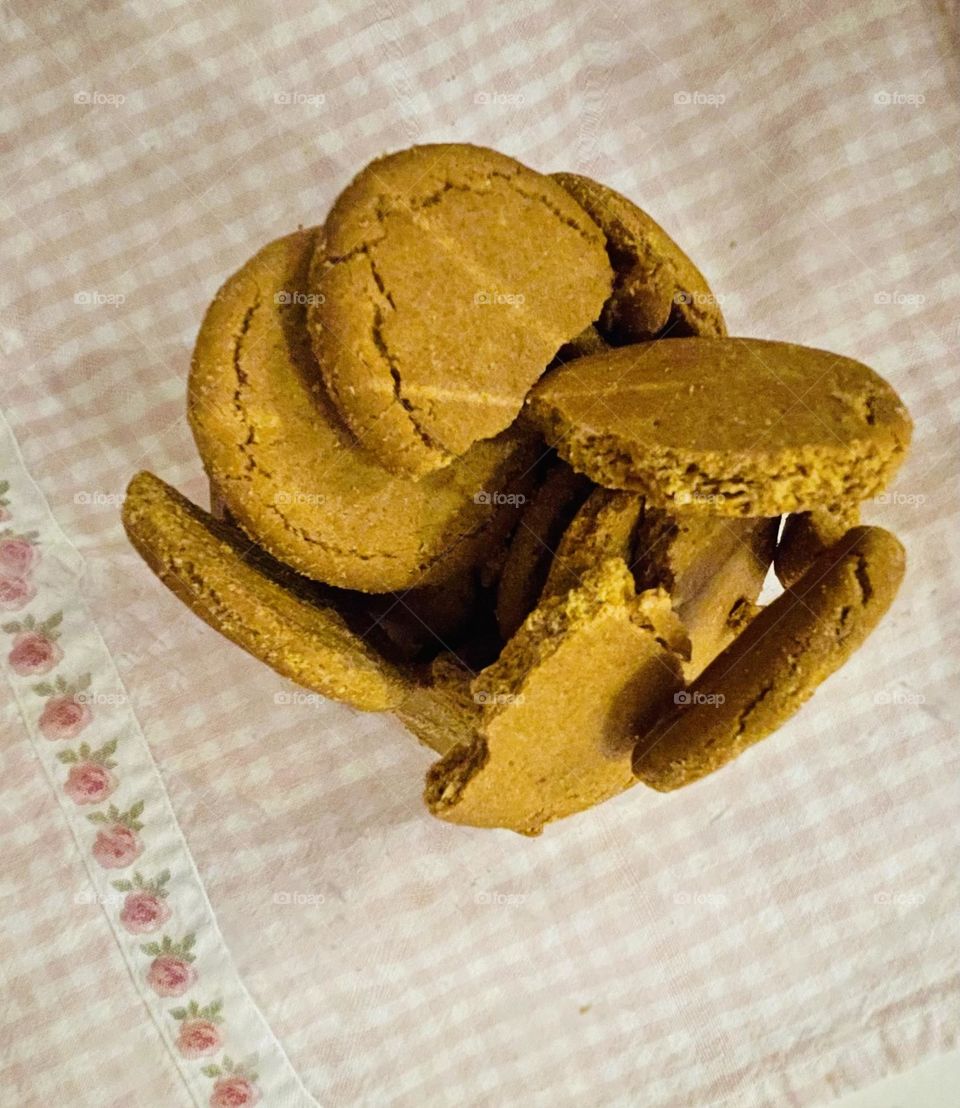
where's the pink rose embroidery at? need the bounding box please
[143,932,197,997]
[8,629,62,675]
[92,823,143,868]
[0,575,34,610]
[40,693,93,740]
[0,535,38,579]
[113,868,172,934]
[59,737,116,803]
[147,954,196,997]
[88,801,143,869]
[210,1076,260,1107]
[64,762,116,804]
[177,1017,222,1059]
[120,890,171,934]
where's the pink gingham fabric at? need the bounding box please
[1,2,958,1106]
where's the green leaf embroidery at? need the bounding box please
[200,1065,221,1078]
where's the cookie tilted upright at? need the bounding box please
[307,144,614,476]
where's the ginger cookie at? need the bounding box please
[775,506,861,589]
[122,472,409,712]
[633,508,778,678]
[494,460,592,640]
[425,561,687,835]
[552,172,727,342]
[308,144,613,476]
[633,526,905,791]
[189,228,539,593]
[528,339,912,517]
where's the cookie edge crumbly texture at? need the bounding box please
[122,471,409,712]
[308,144,613,476]
[425,561,688,834]
[552,171,727,340]
[527,341,913,517]
[633,526,905,791]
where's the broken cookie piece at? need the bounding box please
[425,560,688,835]
[775,506,861,589]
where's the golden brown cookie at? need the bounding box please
[308,144,613,475]
[189,228,539,593]
[494,460,592,640]
[633,507,779,678]
[633,526,905,791]
[775,506,861,589]
[528,339,912,517]
[122,472,409,712]
[552,172,727,342]
[552,324,610,366]
[425,560,688,835]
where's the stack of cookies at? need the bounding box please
[122,143,912,836]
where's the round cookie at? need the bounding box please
[308,144,613,476]
[633,526,905,791]
[552,172,727,342]
[189,228,539,593]
[528,339,912,517]
[775,506,861,589]
[122,472,409,712]
[495,460,592,640]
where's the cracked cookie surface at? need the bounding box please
[528,339,912,517]
[189,228,539,592]
[122,472,410,712]
[775,506,861,589]
[552,172,727,342]
[308,144,613,476]
[633,526,905,791]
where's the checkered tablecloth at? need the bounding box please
[1,2,958,1105]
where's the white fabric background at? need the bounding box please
[1,1,958,1105]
